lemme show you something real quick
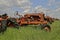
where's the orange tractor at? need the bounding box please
[18,13,51,32]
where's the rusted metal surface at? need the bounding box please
[18,13,47,25]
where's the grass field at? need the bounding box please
[0,20,60,40]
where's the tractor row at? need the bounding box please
[0,12,54,33]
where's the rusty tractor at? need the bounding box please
[18,13,51,32]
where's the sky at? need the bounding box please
[0,0,60,19]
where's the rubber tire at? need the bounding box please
[1,20,7,33]
[40,24,51,32]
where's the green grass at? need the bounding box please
[0,20,60,40]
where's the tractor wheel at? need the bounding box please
[44,24,51,32]
[1,20,7,33]
[40,24,51,32]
